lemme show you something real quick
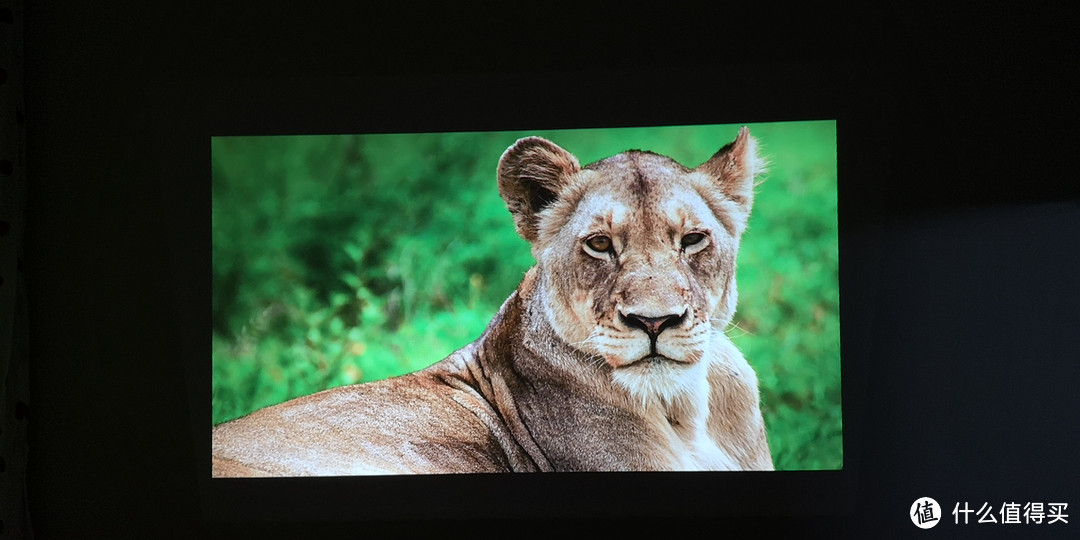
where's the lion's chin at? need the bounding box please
[610,356,705,406]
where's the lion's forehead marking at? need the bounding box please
[574,192,631,231]
[660,188,718,232]
[587,150,688,179]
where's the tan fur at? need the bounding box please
[212,128,773,476]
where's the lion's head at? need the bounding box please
[497,128,764,403]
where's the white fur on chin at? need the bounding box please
[611,357,708,408]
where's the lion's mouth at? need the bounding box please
[643,354,676,363]
[618,354,684,368]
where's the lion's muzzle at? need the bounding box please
[618,308,689,357]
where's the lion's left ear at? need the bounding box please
[498,137,581,243]
[695,126,765,216]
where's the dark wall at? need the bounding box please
[20,3,1078,537]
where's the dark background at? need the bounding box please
[19,2,1079,538]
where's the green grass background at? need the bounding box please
[211,121,841,470]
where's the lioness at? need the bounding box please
[212,128,773,475]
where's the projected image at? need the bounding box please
[211,122,840,475]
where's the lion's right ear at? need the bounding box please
[695,126,765,221]
[497,137,581,242]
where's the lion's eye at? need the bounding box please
[585,235,613,253]
[681,232,706,248]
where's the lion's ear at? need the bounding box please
[696,126,765,216]
[498,137,581,242]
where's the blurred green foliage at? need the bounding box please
[211,121,841,471]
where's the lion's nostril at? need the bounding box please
[620,311,686,338]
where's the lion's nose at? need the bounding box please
[620,311,687,339]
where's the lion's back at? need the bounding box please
[211,370,516,476]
